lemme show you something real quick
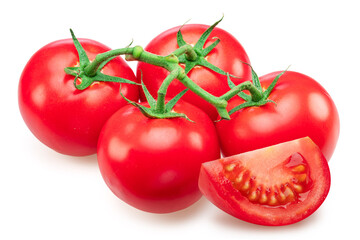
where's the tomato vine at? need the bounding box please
[65,18,281,121]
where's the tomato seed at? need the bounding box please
[292,164,306,173]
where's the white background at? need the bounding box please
[1,0,358,239]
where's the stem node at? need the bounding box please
[132,46,144,59]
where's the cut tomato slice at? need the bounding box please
[198,137,331,226]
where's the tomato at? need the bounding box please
[136,24,251,120]
[216,71,340,161]
[18,38,139,156]
[199,137,331,226]
[97,101,220,213]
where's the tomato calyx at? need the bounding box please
[120,79,193,121]
[64,29,138,90]
[224,65,289,116]
[175,16,236,78]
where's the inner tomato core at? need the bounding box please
[222,152,313,207]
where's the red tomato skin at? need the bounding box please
[136,24,251,120]
[216,71,340,161]
[18,39,139,156]
[199,137,331,226]
[97,101,220,213]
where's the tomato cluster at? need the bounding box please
[18,20,339,226]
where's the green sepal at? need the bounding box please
[176,19,192,47]
[226,73,251,102]
[141,80,157,108]
[228,99,276,116]
[201,38,220,56]
[238,60,262,92]
[70,29,90,67]
[65,29,138,90]
[94,72,139,85]
[183,61,197,74]
[251,67,262,92]
[194,15,223,50]
[64,67,80,76]
[263,66,290,99]
[65,65,139,90]
[176,26,187,47]
[73,74,93,90]
[197,57,228,75]
[165,88,189,112]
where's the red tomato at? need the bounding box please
[136,24,251,120]
[18,39,139,156]
[97,101,220,213]
[216,71,340,161]
[199,137,331,226]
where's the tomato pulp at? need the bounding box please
[137,24,251,120]
[18,39,139,156]
[97,101,220,213]
[199,137,331,226]
[216,71,340,161]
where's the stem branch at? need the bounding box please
[221,81,263,102]
[84,47,135,76]
[178,74,227,108]
[155,69,180,113]
[171,44,198,61]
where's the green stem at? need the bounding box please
[178,74,227,109]
[171,44,198,61]
[155,69,180,113]
[84,47,135,77]
[84,45,173,77]
[136,50,173,68]
[221,81,263,102]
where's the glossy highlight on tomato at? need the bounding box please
[199,137,331,226]
[137,24,251,120]
[18,38,139,156]
[216,71,340,161]
[97,101,220,213]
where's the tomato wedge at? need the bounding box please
[198,137,331,226]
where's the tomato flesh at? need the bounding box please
[198,137,330,226]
